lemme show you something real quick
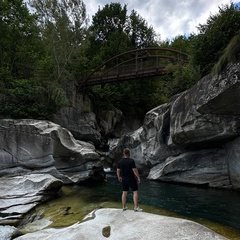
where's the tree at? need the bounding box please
[0,0,42,79]
[87,3,130,67]
[128,10,156,48]
[85,3,160,119]
[87,3,157,68]
[29,0,88,98]
[191,3,240,76]
[0,0,69,119]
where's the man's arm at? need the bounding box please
[133,168,140,183]
[117,168,122,182]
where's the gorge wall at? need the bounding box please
[110,62,240,190]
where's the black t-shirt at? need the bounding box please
[117,157,136,179]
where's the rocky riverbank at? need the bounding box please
[7,208,228,240]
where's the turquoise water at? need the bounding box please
[91,172,240,231]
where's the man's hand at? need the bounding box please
[117,168,122,182]
[133,168,140,184]
[137,177,140,184]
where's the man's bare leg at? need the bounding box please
[133,191,139,208]
[133,191,142,211]
[122,191,128,208]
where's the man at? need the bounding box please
[117,148,142,212]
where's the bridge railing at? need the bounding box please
[78,48,189,88]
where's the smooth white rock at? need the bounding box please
[15,208,227,240]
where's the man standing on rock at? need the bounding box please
[117,148,142,212]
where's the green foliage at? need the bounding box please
[160,35,191,54]
[50,86,68,107]
[0,0,69,118]
[29,0,88,99]
[87,3,157,69]
[164,63,200,96]
[0,77,68,119]
[0,0,43,79]
[191,3,240,76]
[128,10,157,48]
[91,79,169,119]
[0,78,45,118]
[213,33,240,74]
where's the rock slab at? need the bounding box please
[14,208,227,240]
[0,119,105,184]
[0,174,63,225]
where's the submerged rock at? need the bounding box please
[14,208,227,240]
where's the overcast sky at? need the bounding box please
[85,0,239,41]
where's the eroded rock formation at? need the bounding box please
[110,62,240,189]
[0,119,105,183]
[0,174,62,226]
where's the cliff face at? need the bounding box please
[111,62,240,189]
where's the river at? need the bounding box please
[20,172,240,239]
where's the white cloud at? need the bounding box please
[85,0,236,40]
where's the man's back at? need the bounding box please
[117,158,136,179]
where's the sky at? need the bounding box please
[85,0,239,41]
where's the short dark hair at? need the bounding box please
[123,148,130,157]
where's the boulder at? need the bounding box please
[148,149,231,188]
[0,119,105,183]
[169,81,239,146]
[97,106,123,136]
[53,107,102,146]
[0,174,62,225]
[13,208,227,240]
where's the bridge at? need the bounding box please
[78,47,189,89]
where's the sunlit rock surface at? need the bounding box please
[14,208,227,240]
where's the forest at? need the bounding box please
[0,0,240,120]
